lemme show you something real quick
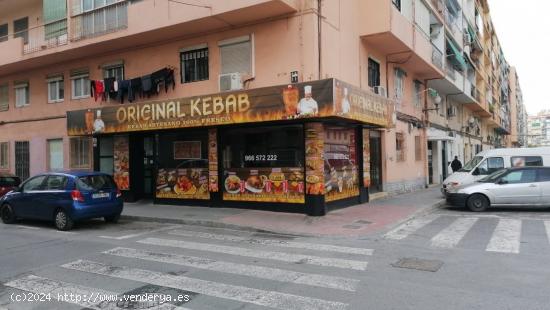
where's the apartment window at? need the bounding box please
[0,142,8,169]
[47,139,64,171]
[14,81,29,108]
[0,84,8,112]
[77,0,128,39]
[47,75,64,103]
[103,64,124,81]
[415,136,422,161]
[394,68,405,102]
[13,17,28,44]
[396,132,405,162]
[180,47,209,83]
[71,69,90,99]
[219,35,252,75]
[70,137,92,169]
[15,141,30,180]
[368,58,380,88]
[0,24,7,42]
[392,0,401,11]
[413,80,422,108]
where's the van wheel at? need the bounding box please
[1,204,16,224]
[467,194,489,212]
[104,213,120,223]
[54,209,74,231]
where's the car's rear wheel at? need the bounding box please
[467,194,489,212]
[104,213,120,223]
[1,204,16,224]
[54,209,74,231]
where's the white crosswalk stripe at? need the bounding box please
[544,221,550,244]
[167,229,374,255]
[430,217,479,249]
[62,259,349,310]
[104,247,359,291]
[485,219,522,254]
[99,225,181,240]
[137,237,368,270]
[384,214,439,240]
[4,275,191,310]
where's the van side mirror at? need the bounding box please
[472,168,480,176]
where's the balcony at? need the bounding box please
[0,0,298,75]
[360,0,444,79]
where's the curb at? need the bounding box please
[380,198,447,235]
[120,214,313,237]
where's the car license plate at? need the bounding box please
[92,192,110,199]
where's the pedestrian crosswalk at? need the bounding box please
[2,226,371,309]
[385,214,550,254]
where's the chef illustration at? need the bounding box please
[341,87,351,114]
[297,85,319,116]
[93,109,105,134]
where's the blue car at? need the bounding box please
[0,171,123,230]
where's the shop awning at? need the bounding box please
[446,38,467,70]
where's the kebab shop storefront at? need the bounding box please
[66,79,395,215]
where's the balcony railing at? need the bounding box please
[70,1,128,41]
[431,44,444,70]
[6,18,69,55]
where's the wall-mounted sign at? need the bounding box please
[290,71,299,83]
[67,79,395,136]
[173,141,201,159]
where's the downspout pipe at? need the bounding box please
[318,0,322,79]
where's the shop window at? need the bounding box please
[14,81,29,107]
[219,35,252,75]
[0,142,8,169]
[396,132,405,162]
[0,84,8,112]
[156,130,209,200]
[47,75,64,103]
[415,135,422,161]
[180,47,209,83]
[221,125,304,203]
[368,58,380,88]
[324,126,359,202]
[47,139,64,171]
[71,69,90,99]
[0,23,7,42]
[15,141,30,180]
[70,137,91,169]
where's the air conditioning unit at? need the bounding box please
[447,106,457,118]
[374,86,387,97]
[219,73,242,92]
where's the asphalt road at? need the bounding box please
[0,204,549,310]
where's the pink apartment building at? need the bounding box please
[0,0,473,214]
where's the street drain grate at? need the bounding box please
[118,284,197,308]
[391,257,443,272]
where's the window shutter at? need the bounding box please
[220,40,251,75]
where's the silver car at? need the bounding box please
[446,167,550,211]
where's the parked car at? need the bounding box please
[0,173,21,198]
[0,171,123,230]
[446,167,550,212]
[442,147,550,195]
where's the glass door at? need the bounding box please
[369,132,382,193]
[143,136,155,197]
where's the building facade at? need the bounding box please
[527,111,550,147]
[0,0,521,212]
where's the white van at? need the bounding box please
[442,147,550,195]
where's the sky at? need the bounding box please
[488,0,550,116]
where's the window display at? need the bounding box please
[222,125,305,203]
[156,130,209,200]
[324,126,359,202]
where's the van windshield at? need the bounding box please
[459,156,483,172]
